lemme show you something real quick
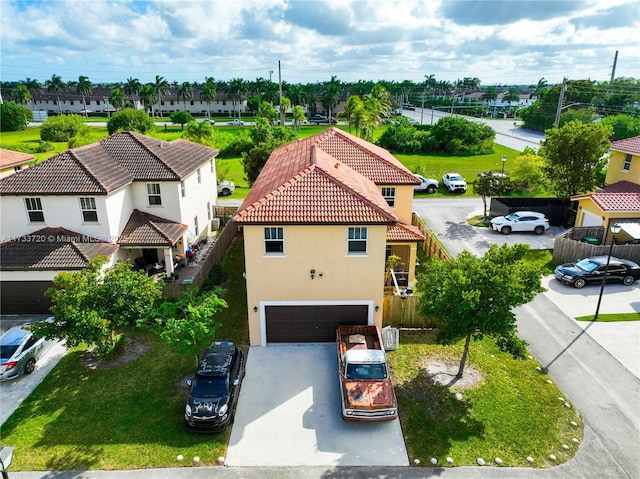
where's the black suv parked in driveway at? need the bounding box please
[184,341,245,433]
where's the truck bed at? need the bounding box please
[337,325,382,357]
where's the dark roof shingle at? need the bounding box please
[118,209,188,246]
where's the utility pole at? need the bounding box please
[610,50,618,84]
[278,60,284,126]
[554,77,568,127]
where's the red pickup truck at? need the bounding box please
[337,325,398,421]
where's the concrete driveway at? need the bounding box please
[225,343,409,467]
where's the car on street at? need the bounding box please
[184,341,245,433]
[414,174,439,194]
[227,119,244,126]
[442,173,467,193]
[0,319,57,381]
[197,118,216,125]
[490,210,549,235]
[309,114,327,124]
[554,256,640,289]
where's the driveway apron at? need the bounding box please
[225,343,409,467]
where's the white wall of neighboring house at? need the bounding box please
[177,160,218,242]
[104,186,135,241]
[1,270,59,281]
[130,181,182,223]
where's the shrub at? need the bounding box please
[107,108,154,134]
[0,102,32,131]
[40,115,89,142]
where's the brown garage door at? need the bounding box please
[265,304,369,343]
[1,281,54,314]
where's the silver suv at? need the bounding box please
[0,320,57,381]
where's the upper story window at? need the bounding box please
[14,165,22,172]
[25,197,44,223]
[147,183,162,205]
[210,159,214,173]
[207,202,211,220]
[623,154,632,172]
[382,187,396,207]
[348,227,368,255]
[197,168,202,184]
[264,227,284,255]
[180,180,186,198]
[194,216,199,236]
[79,197,98,222]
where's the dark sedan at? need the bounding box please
[554,256,640,289]
[184,341,245,433]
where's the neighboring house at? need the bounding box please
[0,148,34,178]
[0,132,219,313]
[233,128,424,346]
[571,135,640,243]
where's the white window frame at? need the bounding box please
[197,168,202,184]
[622,154,632,172]
[194,216,199,236]
[207,202,211,220]
[180,180,186,198]
[264,227,284,255]
[382,187,396,207]
[147,183,162,206]
[210,159,214,173]
[25,197,44,223]
[79,197,98,222]
[347,227,368,255]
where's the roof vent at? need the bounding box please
[159,142,164,147]
[334,162,340,169]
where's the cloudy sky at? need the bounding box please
[1,0,638,87]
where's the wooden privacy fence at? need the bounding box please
[162,219,238,299]
[412,213,452,261]
[553,227,640,265]
[382,295,439,328]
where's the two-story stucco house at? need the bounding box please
[0,131,219,313]
[572,135,640,243]
[233,128,424,346]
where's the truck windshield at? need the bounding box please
[346,363,387,380]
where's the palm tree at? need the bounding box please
[21,78,41,110]
[530,77,548,99]
[292,105,306,131]
[14,84,32,106]
[45,74,66,114]
[321,76,341,121]
[503,86,521,114]
[123,77,142,107]
[140,84,158,116]
[184,121,214,145]
[109,88,126,111]
[199,77,217,118]
[344,95,363,134]
[227,78,248,121]
[177,81,193,110]
[77,75,93,117]
[153,75,170,118]
[279,96,291,125]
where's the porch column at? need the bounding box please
[163,248,174,277]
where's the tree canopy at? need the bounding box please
[540,120,612,198]
[107,108,154,134]
[417,244,544,378]
[0,101,32,132]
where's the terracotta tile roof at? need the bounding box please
[234,128,417,225]
[0,132,218,195]
[386,223,426,242]
[0,148,34,169]
[118,209,188,246]
[600,181,640,194]
[572,193,640,212]
[0,227,118,271]
[611,136,640,155]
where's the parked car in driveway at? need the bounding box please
[0,319,57,381]
[554,256,640,289]
[490,211,549,235]
[184,341,245,433]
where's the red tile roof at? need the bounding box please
[234,128,415,225]
[386,223,426,242]
[0,132,218,195]
[118,210,188,246]
[572,193,640,212]
[0,227,118,271]
[601,181,640,194]
[611,136,640,155]
[0,148,34,169]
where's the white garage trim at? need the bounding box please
[259,300,374,346]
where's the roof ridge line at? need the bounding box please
[123,132,179,179]
[136,209,173,242]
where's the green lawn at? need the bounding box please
[389,330,583,467]
[0,240,249,471]
[575,312,640,322]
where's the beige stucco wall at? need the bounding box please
[576,198,640,232]
[606,151,640,186]
[383,185,414,225]
[243,224,387,346]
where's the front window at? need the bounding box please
[25,197,44,222]
[623,154,632,172]
[264,227,284,254]
[382,187,395,207]
[348,227,368,254]
[80,197,98,222]
[147,183,162,205]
